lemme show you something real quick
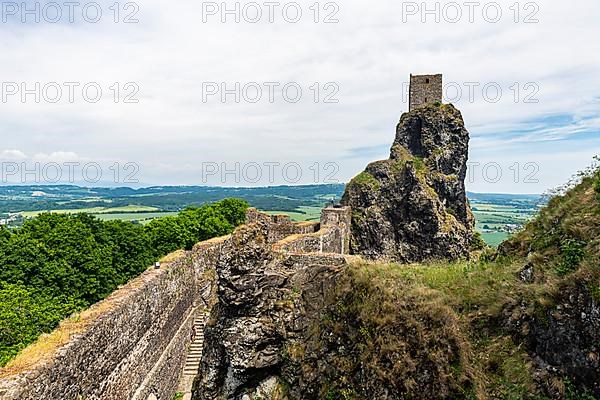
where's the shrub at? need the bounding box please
[470,231,487,251]
[556,238,586,276]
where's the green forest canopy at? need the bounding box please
[0,198,248,366]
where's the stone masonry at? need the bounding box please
[0,206,352,400]
[409,74,443,111]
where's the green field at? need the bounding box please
[91,212,178,223]
[479,231,509,247]
[470,197,541,247]
[20,205,160,218]
[264,206,323,222]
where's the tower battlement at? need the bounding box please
[409,74,443,111]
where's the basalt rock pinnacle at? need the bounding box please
[342,103,475,262]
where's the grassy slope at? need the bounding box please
[290,170,600,400]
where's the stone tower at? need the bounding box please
[409,74,443,111]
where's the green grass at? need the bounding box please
[348,171,381,190]
[293,256,552,399]
[335,257,550,399]
[480,231,509,247]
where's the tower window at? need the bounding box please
[425,78,430,84]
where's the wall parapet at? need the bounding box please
[272,206,351,255]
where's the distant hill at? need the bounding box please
[0,184,346,215]
[0,184,544,246]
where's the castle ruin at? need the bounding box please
[409,73,443,111]
[0,206,352,400]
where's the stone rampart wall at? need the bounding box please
[273,226,342,254]
[0,239,224,400]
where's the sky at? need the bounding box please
[0,0,599,193]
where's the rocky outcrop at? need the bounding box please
[504,276,600,397]
[193,217,476,400]
[342,103,475,262]
[194,222,347,399]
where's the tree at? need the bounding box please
[0,284,77,366]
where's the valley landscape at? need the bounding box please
[0,184,541,247]
[1,100,598,400]
[1,1,599,399]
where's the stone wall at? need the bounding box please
[0,238,224,400]
[409,74,443,111]
[320,206,352,254]
[273,226,340,254]
[131,306,197,400]
[245,208,319,243]
[273,206,351,255]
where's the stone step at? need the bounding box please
[185,360,200,365]
[185,362,200,367]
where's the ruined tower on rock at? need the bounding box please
[342,74,475,263]
[409,74,443,111]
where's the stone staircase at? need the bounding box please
[177,310,210,399]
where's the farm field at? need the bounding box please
[264,206,323,222]
[91,212,178,223]
[19,205,160,218]
[469,193,542,246]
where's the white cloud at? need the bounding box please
[31,151,83,163]
[0,149,27,160]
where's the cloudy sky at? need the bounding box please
[0,0,599,193]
